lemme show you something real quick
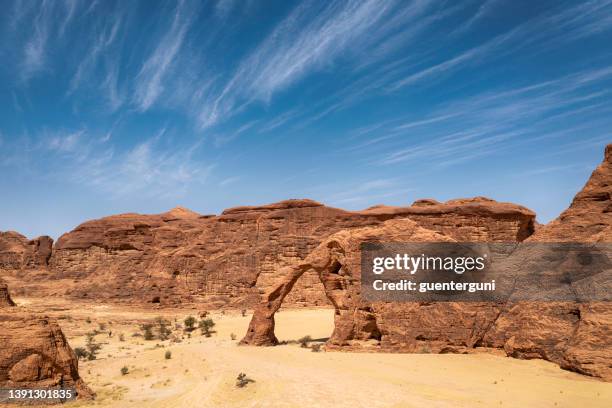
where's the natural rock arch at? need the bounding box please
[240,219,454,346]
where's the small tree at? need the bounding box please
[184,316,197,332]
[74,347,88,360]
[85,332,102,360]
[165,350,172,360]
[141,323,155,341]
[121,366,129,375]
[155,317,172,340]
[199,318,215,337]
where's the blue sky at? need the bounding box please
[1,0,611,239]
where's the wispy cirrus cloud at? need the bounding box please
[3,127,213,199]
[340,65,612,168]
[21,1,52,80]
[197,0,411,128]
[389,0,612,91]
[133,0,196,111]
[69,13,122,94]
[59,0,79,37]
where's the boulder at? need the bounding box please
[0,311,93,399]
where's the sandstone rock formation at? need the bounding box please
[0,281,16,307]
[0,231,53,270]
[0,311,93,400]
[482,143,612,380]
[242,144,612,381]
[530,143,611,242]
[5,198,533,307]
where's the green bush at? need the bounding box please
[184,316,197,332]
[85,332,102,360]
[155,317,172,340]
[236,373,254,388]
[141,323,155,340]
[121,366,129,375]
[74,347,88,360]
[199,318,215,337]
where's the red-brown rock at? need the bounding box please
[0,311,93,399]
[0,231,53,270]
[0,281,16,307]
[41,198,533,307]
[242,144,612,381]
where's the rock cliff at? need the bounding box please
[0,231,53,270]
[241,144,612,381]
[42,198,533,306]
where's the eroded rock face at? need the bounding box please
[242,144,612,381]
[43,198,533,307]
[0,312,93,399]
[0,282,16,307]
[482,143,612,380]
[530,143,611,242]
[0,231,53,270]
[240,219,506,350]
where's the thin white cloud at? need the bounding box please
[197,0,402,128]
[100,61,124,112]
[30,128,212,199]
[215,0,236,18]
[59,0,79,37]
[134,0,195,111]
[69,15,123,93]
[389,0,612,91]
[219,176,240,186]
[46,129,85,153]
[342,64,612,169]
[22,1,52,81]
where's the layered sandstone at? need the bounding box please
[482,143,612,380]
[530,143,611,242]
[0,281,16,307]
[0,231,53,270]
[43,198,533,307]
[0,311,93,400]
[242,144,612,381]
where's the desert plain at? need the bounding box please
[1,296,609,408]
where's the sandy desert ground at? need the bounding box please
[4,297,611,408]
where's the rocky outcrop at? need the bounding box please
[0,281,16,307]
[242,144,612,381]
[530,143,611,242]
[0,311,93,400]
[241,218,506,349]
[0,231,53,270]
[42,198,533,307]
[482,143,612,380]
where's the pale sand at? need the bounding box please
[6,299,612,407]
